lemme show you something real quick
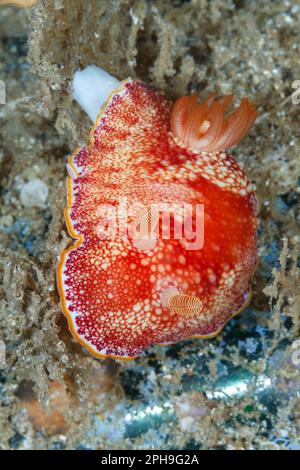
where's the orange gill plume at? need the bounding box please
[171,93,258,152]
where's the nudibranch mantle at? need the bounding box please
[58,66,258,360]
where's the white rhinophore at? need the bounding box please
[72,65,120,122]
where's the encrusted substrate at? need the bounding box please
[0,0,299,450]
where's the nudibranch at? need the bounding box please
[57,65,258,360]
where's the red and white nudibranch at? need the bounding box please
[57,65,258,360]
